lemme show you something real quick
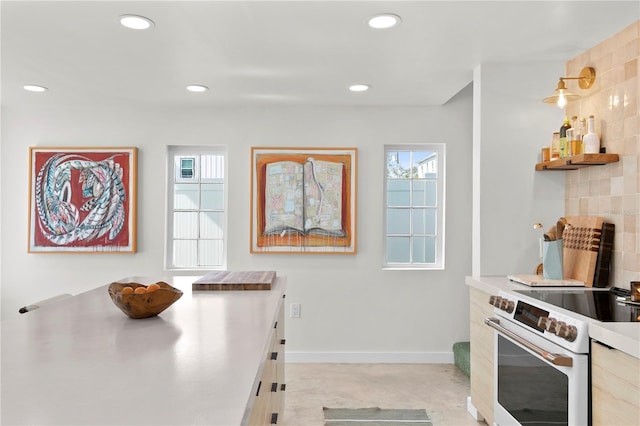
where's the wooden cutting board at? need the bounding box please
[563,216,604,287]
[192,270,276,291]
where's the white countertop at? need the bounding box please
[1,275,286,425]
[466,275,640,359]
[589,321,640,359]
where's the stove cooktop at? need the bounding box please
[514,288,640,323]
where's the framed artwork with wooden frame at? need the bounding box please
[28,147,137,253]
[251,147,357,254]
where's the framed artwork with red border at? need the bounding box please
[28,147,137,253]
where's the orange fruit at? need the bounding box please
[121,286,134,294]
[134,286,147,294]
[146,283,160,293]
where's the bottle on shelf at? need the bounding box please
[571,115,579,129]
[583,115,600,154]
[570,116,582,156]
[566,128,574,157]
[579,117,587,154]
[551,132,560,160]
[559,117,571,158]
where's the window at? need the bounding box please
[180,157,195,179]
[166,146,227,270]
[384,144,445,269]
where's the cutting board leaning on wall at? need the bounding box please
[562,216,605,287]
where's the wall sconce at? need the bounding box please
[543,67,596,108]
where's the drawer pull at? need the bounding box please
[280,339,286,345]
[280,383,286,392]
[270,351,278,360]
[270,413,278,424]
[271,382,278,392]
[255,380,262,396]
[274,321,278,329]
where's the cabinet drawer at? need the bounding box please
[592,341,640,425]
[247,297,285,425]
[469,287,495,425]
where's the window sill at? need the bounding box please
[382,266,444,271]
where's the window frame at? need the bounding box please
[383,144,446,270]
[165,145,228,271]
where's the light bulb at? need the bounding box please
[368,14,401,29]
[119,15,154,30]
[349,84,370,92]
[557,93,567,108]
[24,85,48,92]
[186,85,208,92]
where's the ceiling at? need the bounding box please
[2,1,639,108]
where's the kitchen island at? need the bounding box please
[1,275,286,425]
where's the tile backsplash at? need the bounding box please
[565,20,639,288]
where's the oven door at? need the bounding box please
[485,317,589,426]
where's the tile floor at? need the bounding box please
[282,363,483,425]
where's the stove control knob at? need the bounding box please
[538,317,550,329]
[498,299,514,313]
[556,323,578,342]
[505,301,515,313]
[545,318,558,333]
[491,296,503,307]
[499,299,509,311]
[489,296,498,306]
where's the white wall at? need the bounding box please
[473,62,566,277]
[1,85,473,361]
[0,59,571,360]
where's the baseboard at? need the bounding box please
[285,351,454,364]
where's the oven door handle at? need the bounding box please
[485,317,573,367]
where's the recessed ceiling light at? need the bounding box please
[186,85,209,93]
[349,84,370,92]
[23,85,48,92]
[119,14,154,30]
[368,14,401,29]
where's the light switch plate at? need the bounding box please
[290,303,300,318]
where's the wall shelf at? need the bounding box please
[535,153,619,171]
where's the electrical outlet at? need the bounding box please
[290,303,301,318]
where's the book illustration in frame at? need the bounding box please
[264,158,345,237]
[28,147,137,253]
[251,147,356,254]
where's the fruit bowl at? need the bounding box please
[108,282,183,319]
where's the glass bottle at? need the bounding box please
[583,115,600,154]
[570,116,582,156]
[579,117,587,154]
[551,132,560,160]
[566,128,574,157]
[559,117,571,158]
